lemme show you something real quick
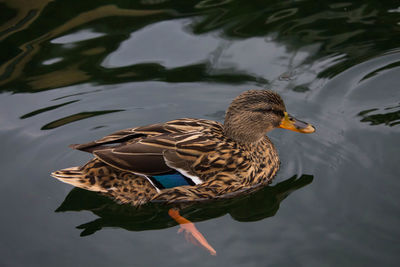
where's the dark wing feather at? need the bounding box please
[93,139,173,175]
[69,123,170,152]
[71,119,225,177]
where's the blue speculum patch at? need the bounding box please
[149,172,195,189]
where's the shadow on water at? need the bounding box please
[55,174,313,237]
[1,0,399,93]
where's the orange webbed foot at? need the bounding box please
[168,208,217,256]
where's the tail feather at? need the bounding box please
[52,158,159,205]
[51,165,108,193]
[52,166,82,178]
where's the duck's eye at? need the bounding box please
[274,110,285,117]
[253,108,272,113]
[253,108,284,117]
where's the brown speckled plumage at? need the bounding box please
[52,90,299,206]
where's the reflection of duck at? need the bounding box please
[52,90,315,254]
[56,174,313,239]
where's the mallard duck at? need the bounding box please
[52,89,314,255]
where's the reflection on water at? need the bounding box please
[2,0,398,134]
[359,60,400,82]
[1,0,399,95]
[56,175,313,237]
[101,19,221,68]
[41,109,124,130]
[358,104,400,127]
[51,29,105,44]
[20,100,79,119]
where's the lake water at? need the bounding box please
[1,0,399,266]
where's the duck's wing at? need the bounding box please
[92,134,178,175]
[75,118,224,176]
[92,131,219,176]
[69,123,170,153]
[70,118,222,153]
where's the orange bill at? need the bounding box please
[279,112,315,133]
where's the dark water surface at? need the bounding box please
[1,0,399,266]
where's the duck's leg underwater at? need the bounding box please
[168,208,216,256]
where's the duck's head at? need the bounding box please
[224,90,315,144]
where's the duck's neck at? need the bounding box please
[223,117,266,145]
